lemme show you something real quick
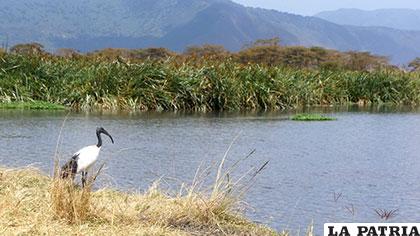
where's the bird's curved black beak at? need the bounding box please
[100,128,114,144]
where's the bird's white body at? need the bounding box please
[74,145,101,173]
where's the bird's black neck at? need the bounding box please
[96,130,102,148]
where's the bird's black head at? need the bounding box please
[96,127,114,145]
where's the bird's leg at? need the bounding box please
[81,172,86,188]
[84,171,88,187]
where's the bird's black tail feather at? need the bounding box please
[60,155,78,179]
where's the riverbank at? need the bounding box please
[1,54,419,112]
[0,167,279,235]
[0,101,65,110]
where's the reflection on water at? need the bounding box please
[1,105,420,234]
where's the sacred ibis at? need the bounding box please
[61,127,114,187]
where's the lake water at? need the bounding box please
[1,106,420,234]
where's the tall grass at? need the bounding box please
[50,162,104,224]
[50,178,92,223]
[1,54,419,111]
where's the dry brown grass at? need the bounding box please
[0,165,280,236]
[50,177,93,224]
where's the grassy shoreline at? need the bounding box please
[0,166,279,235]
[0,101,66,110]
[1,54,419,112]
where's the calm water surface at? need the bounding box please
[1,107,420,234]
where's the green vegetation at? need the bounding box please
[0,48,420,112]
[0,101,65,110]
[291,113,336,121]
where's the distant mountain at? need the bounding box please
[0,0,213,47]
[0,0,419,64]
[315,8,420,31]
[157,2,420,62]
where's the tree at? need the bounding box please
[10,42,47,56]
[242,37,280,49]
[236,38,284,65]
[408,57,420,71]
[309,47,328,65]
[184,44,229,60]
[132,48,175,61]
[280,46,317,68]
[56,48,81,58]
[236,45,284,66]
[87,48,132,61]
[343,51,389,71]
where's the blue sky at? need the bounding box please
[232,0,420,15]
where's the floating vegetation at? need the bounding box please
[291,113,336,121]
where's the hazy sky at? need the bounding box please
[232,0,420,15]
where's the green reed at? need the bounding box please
[0,54,419,111]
